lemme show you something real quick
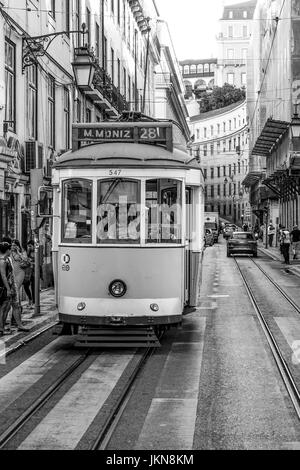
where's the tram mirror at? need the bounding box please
[38,186,53,217]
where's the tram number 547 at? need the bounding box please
[109,169,122,176]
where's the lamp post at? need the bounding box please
[72,46,96,91]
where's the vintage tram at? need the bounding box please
[50,115,205,346]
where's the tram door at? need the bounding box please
[185,189,192,304]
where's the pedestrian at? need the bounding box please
[10,239,31,306]
[291,225,300,260]
[24,240,35,307]
[268,221,276,247]
[242,223,248,232]
[280,226,291,264]
[0,242,29,334]
[0,242,13,336]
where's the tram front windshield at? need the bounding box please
[62,178,182,244]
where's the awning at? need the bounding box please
[242,171,264,187]
[251,118,290,157]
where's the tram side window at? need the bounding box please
[146,179,182,244]
[97,179,140,243]
[62,179,92,243]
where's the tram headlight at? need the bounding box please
[77,302,86,311]
[150,303,159,312]
[109,280,127,298]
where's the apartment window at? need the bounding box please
[204,187,208,198]
[234,138,236,149]
[243,25,248,37]
[204,63,209,73]
[75,0,81,47]
[229,11,233,18]
[233,163,236,175]
[241,72,247,86]
[229,120,232,131]
[203,168,207,180]
[49,0,56,18]
[5,39,16,132]
[223,122,226,132]
[104,36,107,70]
[227,49,234,60]
[210,125,214,136]
[228,26,233,37]
[223,205,226,216]
[227,73,234,85]
[211,167,214,179]
[243,11,247,18]
[229,183,232,196]
[210,144,214,155]
[64,87,70,150]
[203,145,207,156]
[223,166,226,176]
[211,186,214,198]
[217,167,220,178]
[229,164,232,176]
[233,183,236,196]
[228,140,232,151]
[111,48,115,84]
[223,184,226,197]
[123,67,127,98]
[48,75,55,148]
[86,107,92,123]
[117,0,120,24]
[65,0,70,33]
[217,185,220,196]
[234,118,236,128]
[197,64,203,73]
[95,23,100,58]
[217,142,220,154]
[26,65,38,139]
[204,127,207,138]
[111,0,114,14]
[238,161,241,174]
[75,97,81,123]
[217,124,220,134]
[86,8,91,45]
[196,129,200,139]
[223,140,226,152]
[117,58,121,89]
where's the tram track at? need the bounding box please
[91,342,161,450]
[234,256,300,420]
[0,348,91,449]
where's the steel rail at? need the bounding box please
[0,321,59,362]
[0,349,91,448]
[251,257,300,315]
[234,257,300,419]
[91,345,159,450]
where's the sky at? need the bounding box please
[155,0,249,60]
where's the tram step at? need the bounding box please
[74,327,161,348]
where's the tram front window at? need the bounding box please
[62,179,92,243]
[97,179,140,243]
[146,179,182,244]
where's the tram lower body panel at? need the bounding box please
[55,247,186,327]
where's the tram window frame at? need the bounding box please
[145,178,182,245]
[61,178,93,244]
[96,178,141,244]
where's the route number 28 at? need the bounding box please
[140,127,159,139]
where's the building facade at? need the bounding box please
[0,0,188,285]
[215,0,256,89]
[244,0,300,231]
[189,100,250,225]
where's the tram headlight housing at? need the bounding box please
[150,303,159,312]
[109,280,127,298]
[77,302,86,311]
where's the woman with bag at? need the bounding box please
[11,239,30,303]
[0,242,13,336]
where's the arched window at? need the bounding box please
[204,63,209,73]
[190,64,196,74]
[197,64,203,74]
[184,65,189,75]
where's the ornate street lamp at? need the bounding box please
[291,104,300,150]
[72,46,96,91]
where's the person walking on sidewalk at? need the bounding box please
[268,221,276,247]
[291,225,300,260]
[280,226,291,264]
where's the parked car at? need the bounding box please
[227,231,258,257]
[223,224,237,239]
[204,228,214,246]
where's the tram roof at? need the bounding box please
[54,142,201,170]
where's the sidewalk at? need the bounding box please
[258,241,300,277]
[1,288,58,347]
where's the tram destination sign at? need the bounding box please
[72,122,173,152]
